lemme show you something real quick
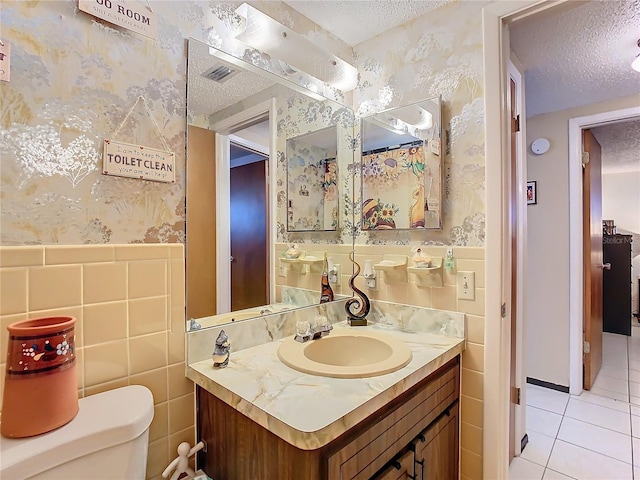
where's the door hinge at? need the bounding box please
[513,114,521,132]
[582,151,590,166]
[501,303,507,318]
[583,341,591,354]
[512,386,521,405]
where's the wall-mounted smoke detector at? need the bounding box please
[202,64,240,83]
[632,39,640,73]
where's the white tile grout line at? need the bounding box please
[525,330,639,480]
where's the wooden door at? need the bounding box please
[186,125,217,320]
[583,129,603,390]
[414,402,459,480]
[230,160,268,311]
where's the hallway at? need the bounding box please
[510,326,640,479]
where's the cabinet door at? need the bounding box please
[414,402,459,480]
[374,451,415,480]
[603,235,632,336]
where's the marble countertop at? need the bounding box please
[187,322,465,450]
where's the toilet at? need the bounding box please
[1,385,154,480]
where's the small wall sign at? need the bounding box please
[103,140,175,183]
[78,0,158,40]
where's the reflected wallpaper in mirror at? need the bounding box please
[361,97,442,230]
[286,126,338,232]
[186,37,355,330]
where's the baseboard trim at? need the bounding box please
[526,377,570,394]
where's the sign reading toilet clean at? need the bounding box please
[78,0,158,40]
[103,140,175,183]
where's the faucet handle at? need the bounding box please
[296,320,310,336]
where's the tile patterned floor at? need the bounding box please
[510,323,640,479]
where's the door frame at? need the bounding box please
[483,1,559,477]
[485,0,640,474]
[507,57,527,458]
[211,98,277,313]
[567,106,640,394]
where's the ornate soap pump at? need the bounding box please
[345,251,371,326]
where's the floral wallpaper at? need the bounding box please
[1,0,486,248]
[0,0,352,245]
[353,0,488,247]
[275,91,355,245]
[286,139,337,232]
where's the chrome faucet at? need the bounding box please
[294,316,333,343]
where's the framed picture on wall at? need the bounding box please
[527,181,537,205]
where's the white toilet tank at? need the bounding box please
[1,385,154,480]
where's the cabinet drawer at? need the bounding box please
[375,450,415,480]
[328,358,459,480]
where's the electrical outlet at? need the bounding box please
[457,271,475,300]
[278,261,287,278]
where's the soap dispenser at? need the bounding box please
[444,248,455,271]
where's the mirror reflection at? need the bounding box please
[186,37,355,330]
[286,126,339,232]
[361,97,442,230]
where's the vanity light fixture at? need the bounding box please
[632,39,640,73]
[393,105,433,131]
[234,3,358,92]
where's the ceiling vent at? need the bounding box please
[201,64,239,83]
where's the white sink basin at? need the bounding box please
[277,328,412,378]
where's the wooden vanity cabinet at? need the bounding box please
[196,356,460,480]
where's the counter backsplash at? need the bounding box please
[187,300,465,365]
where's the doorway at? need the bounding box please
[483,1,640,477]
[568,108,640,393]
[211,99,277,314]
[229,140,269,311]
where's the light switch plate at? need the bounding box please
[457,271,475,300]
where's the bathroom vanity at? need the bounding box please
[187,305,464,480]
[195,356,459,480]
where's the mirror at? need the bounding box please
[360,97,442,230]
[286,126,339,231]
[186,37,355,330]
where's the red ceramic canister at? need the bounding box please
[2,316,78,438]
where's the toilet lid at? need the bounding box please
[1,385,154,479]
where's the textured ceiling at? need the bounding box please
[509,0,640,118]
[282,0,451,47]
[188,39,275,117]
[592,119,640,175]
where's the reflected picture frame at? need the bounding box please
[526,181,537,205]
